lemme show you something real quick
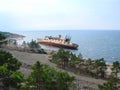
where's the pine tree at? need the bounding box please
[0,50,24,89]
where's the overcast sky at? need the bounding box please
[0,0,120,31]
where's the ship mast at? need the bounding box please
[65,35,71,44]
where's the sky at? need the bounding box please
[0,0,120,31]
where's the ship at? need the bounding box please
[37,35,78,50]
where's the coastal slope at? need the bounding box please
[5,49,105,89]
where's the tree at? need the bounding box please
[0,50,21,71]
[22,61,75,90]
[22,41,27,47]
[0,33,7,47]
[0,50,24,89]
[27,39,47,54]
[22,41,27,51]
[56,71,75,90]
[111,61,120,78]
[78,53,83,59]
[26,61,43,90]
[28,39,40,49]
[51,48,70,68]
[69,53,79,67]
[3,71,24,89]
[85,58,93,74]
[93,58,107,79]
[0,64,8,79]
[98,77,120,90]
[53,48,84,69]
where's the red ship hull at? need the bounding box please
[37,39,78,50]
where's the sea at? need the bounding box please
[12,30,120,64]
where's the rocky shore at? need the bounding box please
[0,31,25,39]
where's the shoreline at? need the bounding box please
[6,30,120,62]
[3,30,118,64]
[38,46,117,64]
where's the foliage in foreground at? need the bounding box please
[98,77,120,90]
[0,49,75,90]
[0,50,24,89]
[21,61,75,90]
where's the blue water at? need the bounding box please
[12,30,120,63]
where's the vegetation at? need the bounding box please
[0,50,24,89]
[0,49,75,90]
[0,33,7,47]
[0,32,46,54]
[51,48,84,71]
[5,39,47,54]
[93,58,107,79]
[111,61,120,78]
[0,48,75,90]
[50,48,120,80]
[0,32,120,90]
[98,76,120,90]
[27,39,40,49]
[23,40,47,54]
[21,61,75,90]
[0,34,74,90]
[50,48,120,90]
